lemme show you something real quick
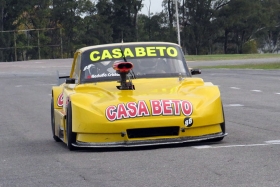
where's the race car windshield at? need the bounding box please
[80,44,191,83]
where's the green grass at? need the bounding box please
[198,63,280,69]
[185,53,280,61]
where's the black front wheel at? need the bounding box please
[66,102,77,151]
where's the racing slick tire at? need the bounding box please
[66,102,77,151]
[51,97,61,142]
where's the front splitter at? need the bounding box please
[72,132,227,148]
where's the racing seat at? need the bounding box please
[155,59,169,73]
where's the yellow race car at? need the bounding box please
[51,42,226,150]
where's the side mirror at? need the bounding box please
[190,68,201,75]
[65,78,76,84]
[57,70,70,85]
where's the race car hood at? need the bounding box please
[69,77,220,119]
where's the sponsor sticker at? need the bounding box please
[89,46,178,62]
[57,93,69,107]
[57,93,63,107]
[105,99,193,122]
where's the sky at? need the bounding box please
[140,0,164,15]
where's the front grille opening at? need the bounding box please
[127,126,180,139]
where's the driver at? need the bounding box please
[136,58,166,74]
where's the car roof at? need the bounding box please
[76,42,181,53]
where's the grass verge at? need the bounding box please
[197,63,280,69]
[186,54,280,61]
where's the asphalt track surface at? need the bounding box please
[0,58,280,187]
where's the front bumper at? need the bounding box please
[72,132,227,148]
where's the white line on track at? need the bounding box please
[275,93,280,95]
[265,140,280,144]
[251,90,262,92]
[230,87,240,89]
[192,140,280,149]
[224,104,244,107]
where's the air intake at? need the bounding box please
[127,127,180,139]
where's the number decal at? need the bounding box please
[184,117,193,127]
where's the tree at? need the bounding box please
[182,0,223,54]
[255,0,280,53]
[216,0,267,54]
[162,0,177,42]
[109,0,142,42]
[0,0,35,61]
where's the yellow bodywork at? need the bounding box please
[52,77,225,147]
[51,42,226,148]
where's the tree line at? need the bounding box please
[1,0,280,62]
